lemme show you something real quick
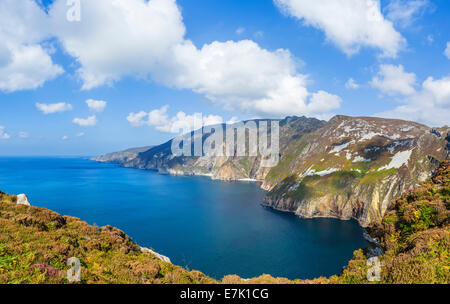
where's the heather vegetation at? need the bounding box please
[0,161,448,284]
[0,191,215,284]
[321,160,449,284]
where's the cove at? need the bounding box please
[0,157,368,280]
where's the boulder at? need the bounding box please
[140,247,171,263]
[16,194,31,206]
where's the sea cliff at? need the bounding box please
[93,115,450,227]
[1,161,448,284]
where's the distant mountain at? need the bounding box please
[93,115,450,227]
[91,146,152,164]
[123,116,324,180]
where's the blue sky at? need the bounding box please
[0,0,449,155]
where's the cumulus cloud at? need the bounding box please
[0,44,63,93]
[48,0,186,90]
[36,102,73,114]
[445,42,450,60]
[43,0,340,118]
[0,126,10,140]
[0,0,63,92]
[86,99,107,113]
[73,115,98,127]
[345,78,360,90]
[76,132,85,137]
[370,64,417,96]
[374,67,450,126]
[164,40,342,117]
[385,0,430,28]
[0,0,341,118]
[274,0,405,57]
[62,135,68,140]
[422,76,450,106]
[127,106,224,133]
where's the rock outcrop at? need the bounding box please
[140,247,171,264]
[16,194,31,206]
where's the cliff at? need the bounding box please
[1,160,448,284]
[122,116,324,181]
[93,115,450,227]
[0,190,214,284]
[91,146,153,164]
[263,116,449,226]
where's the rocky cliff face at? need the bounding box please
[93,115,449,226]
[91,146,152,164]
[263,116,449,226]
[123,116,325,181]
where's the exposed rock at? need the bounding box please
[263,116,449,226]
[140,247,171,264]
[93,115,449,227]
[16,194,31,206]
[363,231,384,258]
[123,116,324,182]
[91,146,153,164]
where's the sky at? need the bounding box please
[0,0,449,156]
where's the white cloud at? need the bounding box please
[73,115,98,127]
[76,132,85,137]
[422,76,450,106]
[62,135,68,140]
[0,0,341,118]
[370,64,417,96]
[0,44,63,92]
[36,102,73,114]
[167,40,341,117]
[227,117,240,125]
[385,0,430,28]
[0,0,63,92]
[345,78,360,90]
[48,0,186,90]
[377,71,450,126]
[86,99,107,113]
[306,91,342,113]
[127,106,224,133]
[127,111,151,128]
[445,42,450,60]
[274,0,405,57]
[0,126,10,140]
[19,132,29,139]
[44,0,340,118]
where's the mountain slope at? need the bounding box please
[91,146,153,164]
[93,115,449,226]
[123,116,324,180]
[263,116,449,226]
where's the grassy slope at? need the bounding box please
[0,161,448,284]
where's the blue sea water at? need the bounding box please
[0,157,368,280]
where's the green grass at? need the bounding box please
[359,168,397,185]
